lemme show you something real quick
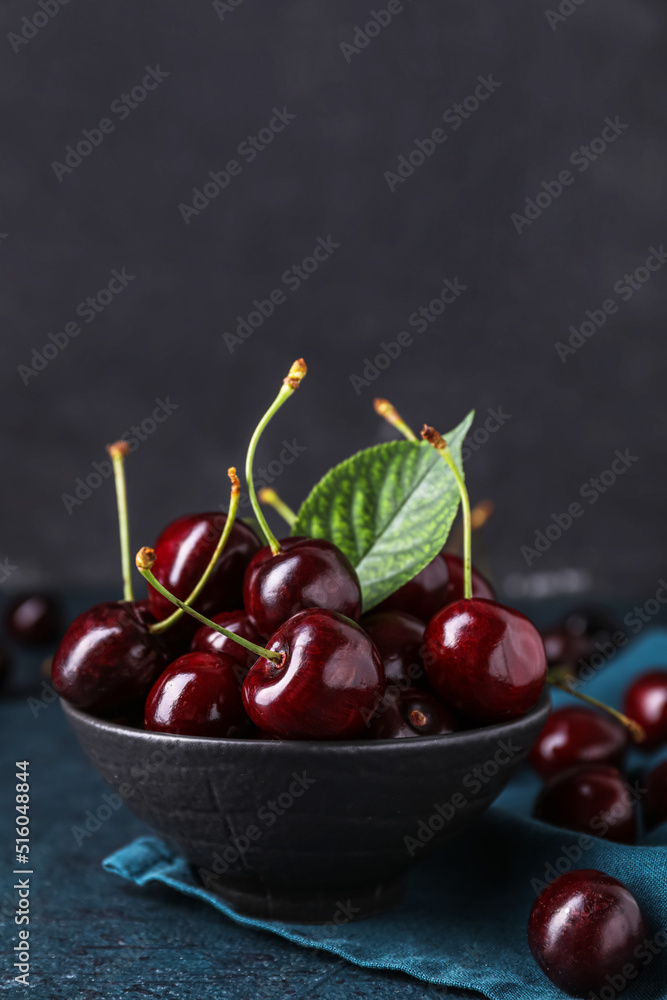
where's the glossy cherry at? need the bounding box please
[360,611,427,687]
[6,592,61,645]
[529,707,628,781]
[423,599,547,724]
[191,610,262,678]
[242,608,384,739]
[243,536,362,637]
[148,512,260,626]
[375,552,494,624]
[145,651,249,737]
[368,686,456,739]
[643,759,667,831]
[52,601,169,713]
[533,764,636,844]
[528,869,647,996]
[623,670,667,750]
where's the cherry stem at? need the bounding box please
[136,547,283,663]
[374,398,418,441]
[150,468,242,635]
[422,425,472,600]
[548,676,646,743]
[258,487,297,528]
[245,359,307,555]
[106,441,134,602]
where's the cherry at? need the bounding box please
[191,610,261,677]
[368,686,456,739]
[562,605,620,643]
[147,511,260,627]
[643,759,667,831]
[540,627,593,671]
[623,670,667,750]
[145,651,249,737]
[242,609,385,740]
[528,869,647,996]
[529,707,628,781]
[541,606,620,674]
[424,598,547,724]
[375,552,494,624]
[52,601,169,713]
[243,535,362,637]
[360,611,427,688]
[5,592,61,645]
[533,764,636,843]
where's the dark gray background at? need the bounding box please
[1,0,665,602]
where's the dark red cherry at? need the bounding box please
[533,764,636,844]
[148,512,260,627]
[52,601,169,713]
[528,869,647,996]
[6,592,61,645]
[540,627,594,670]
[623,670,667,750]
[242,608,384,739]
[145,651,249,738]
[360,611,427,687]
[643,759,667,831]
[423,598,547,724]
[243,536,362,637]
[191,610,261,679]
[375,552,494,624]
[369,686,456,739]
[529,707,628,781]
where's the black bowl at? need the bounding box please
[62,691,550,922]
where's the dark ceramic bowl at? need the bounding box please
[62,691,550,922]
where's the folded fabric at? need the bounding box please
[104,629,667,1000]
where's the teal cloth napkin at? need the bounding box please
[104,629,667,999]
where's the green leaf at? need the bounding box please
[292,410,474,611]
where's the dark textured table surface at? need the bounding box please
[1,594,652,999]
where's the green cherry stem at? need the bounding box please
[422,425,472,600]
[106,441,134,602]
[258,487,297,528]
[374,398,418,441]
[136,546,284,663]
[548,675,646,743]
[149,468,242,635]
[245,358,307,555]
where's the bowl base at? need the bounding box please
[200,871,406,924]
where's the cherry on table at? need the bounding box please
[529,707,628,781]
[191,610,261,678]
[533,764,636,844]
[243,536,362,637]
[6,592,61,645]
[242,608,384,739]
[145,651,249,738]
[642,759,667,831]
[528,869,647,996]
[360,610,427,687]
[423,598,547,724]
[623,670,667,750]
[52,601,169,714]
[368,686,456,739]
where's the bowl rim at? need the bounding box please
[60,689,551,753]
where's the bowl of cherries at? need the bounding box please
[55,360,552,922]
